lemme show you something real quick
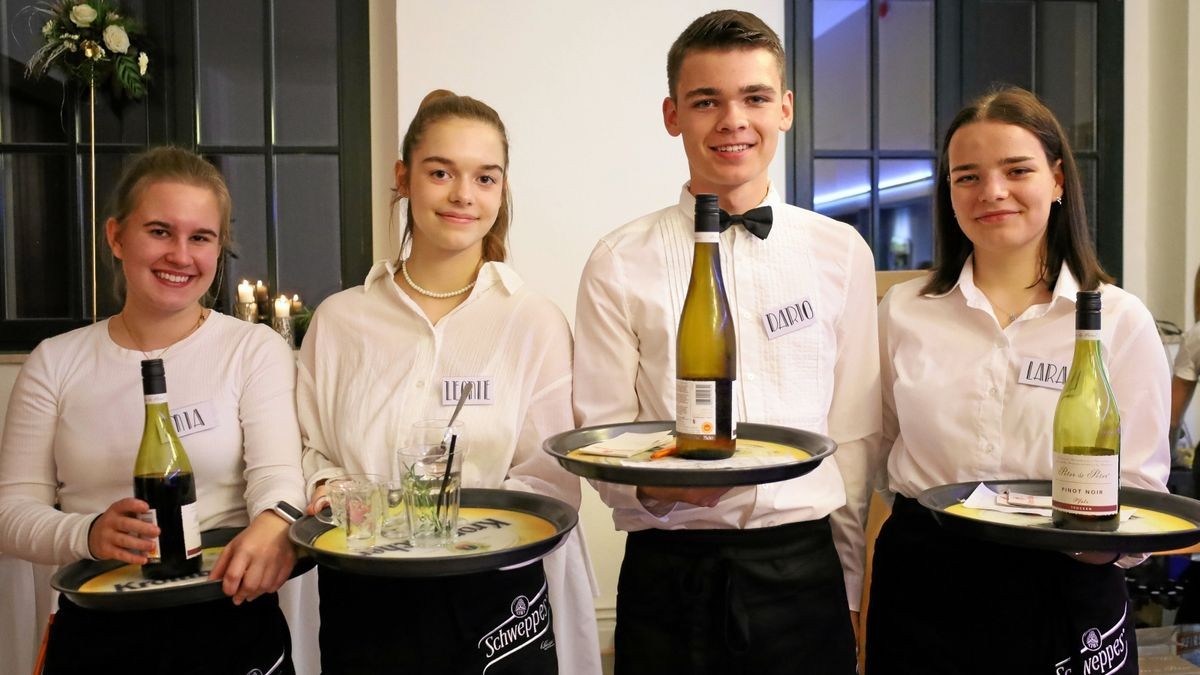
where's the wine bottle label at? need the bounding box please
[181,501,202,558]
[694,232,719,244]
[676,380,717,435]
[1075,329,1101,341]
[1052,452,1119,515]
[136,509,162,562]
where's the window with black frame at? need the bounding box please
[0,0,369,350]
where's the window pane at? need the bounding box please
[197,0,265,146]
[878,0,934,151]
[813,0,870,150]
[1037,3,1096,150]
[966,1,1034,99]
[878,159,935,270]
[0,0,70,143]
[814,158,871,238]
[274,0,338,146]
[276,155,340,307]
[210,155,268,303]
[1,153,73,318]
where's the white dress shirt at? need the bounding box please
[1174,321,1200,382]
[0,313,307,565]
[880,259,1170,502]
[573,184,882,610]
[298,259,601,675]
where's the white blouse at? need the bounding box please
[573,185,883,610]
[298,259,600,675]
[879,259,1170,501]
[0,313,307,565]
[1174,321,1200,382]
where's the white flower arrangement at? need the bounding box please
[25,1,149,99]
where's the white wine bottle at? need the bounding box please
[1052,291,1120,531]
[133,359,202,578]
[675,193,737,460]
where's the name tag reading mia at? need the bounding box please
[442,377,495,406]
[762,297,816,340]
[1018,357,1069,390]
[170,400,218,438]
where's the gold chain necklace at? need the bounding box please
[119,308,208,359]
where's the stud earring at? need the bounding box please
[1055,195,1063,205]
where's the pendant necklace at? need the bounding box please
[119,307,208,359]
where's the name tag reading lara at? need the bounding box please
[170,400,217,438]
[442,377,495,406]
[1018,357,1069,391]
[762,297,816,340]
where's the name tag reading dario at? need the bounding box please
[1018,357,1069,390]
[762,297,816,340]
[442,377,495,406]
[171,400,218,438]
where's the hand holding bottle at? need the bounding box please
[87,496,160,565]
[208,510,295,605]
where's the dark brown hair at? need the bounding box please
[393,89,511,263]
[924,86,1112,295]
[666,10,786,99]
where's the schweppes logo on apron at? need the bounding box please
[479,581,553,672]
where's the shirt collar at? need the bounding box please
[363,258,523,296]
[676,182,782,217]
[924,256,1083,307]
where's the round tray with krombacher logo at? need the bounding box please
[50,527,315,611]
[918,480,1200,553]
[543,421,836,487]
[289,488,577,577]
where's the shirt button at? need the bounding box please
[985,443,994,453]
[989,386,998,396]
[746,372,756,381]
[416,380,425,388]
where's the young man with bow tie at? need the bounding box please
[572,10,881,674]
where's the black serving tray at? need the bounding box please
[543,421,836,487]
[918,480,1200,553]
[51,527,314,611]
[290,488,577,577]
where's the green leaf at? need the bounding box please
[114,54,145,99]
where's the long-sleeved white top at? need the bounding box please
[573,185,882,611]
[298,259,600,675]
[879,259,1170,502]
[0,312,307,565]
[1174,321,1200,382]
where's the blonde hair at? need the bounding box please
[393,89,512,263]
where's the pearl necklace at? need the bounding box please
[400,259,476,299]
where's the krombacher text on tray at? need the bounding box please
[1052,291,1121,531]
[675,194,737,460]
[133,359,202,578]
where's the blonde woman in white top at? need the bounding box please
[866,88,1169,675]
[299,90,599,675]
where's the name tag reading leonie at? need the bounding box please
[170,400,218,438]
[442,377,495,406]
[762,297,816,340]
[1018,357,1069,390]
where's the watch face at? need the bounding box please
[275,502,303,522]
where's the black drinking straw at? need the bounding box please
[436,433,458,523]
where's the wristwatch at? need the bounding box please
[271,501,304,524]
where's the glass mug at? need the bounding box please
[397,420,467,547]
[317,473,384,551]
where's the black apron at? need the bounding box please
[42,592,292,674]
[318,561,557,674]
[614,518,856,675]
[866,495,1137,675]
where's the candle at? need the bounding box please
[274,295,291,319]
[237,280,254,304]
[254,280,269,303]
[291,294,303,315]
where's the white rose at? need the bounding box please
[103,25,129,54]
[41,19,54,37]
[69,4,98,27]
[138,51,148,76]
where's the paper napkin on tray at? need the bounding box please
[576,430,675,458]
[962,483,1136,521]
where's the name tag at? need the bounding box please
[170,400,218,438]
[442,377,495,406]
[762,297,816,340]
[1018,357,1069,390]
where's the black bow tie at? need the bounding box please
[718,206,773,240]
